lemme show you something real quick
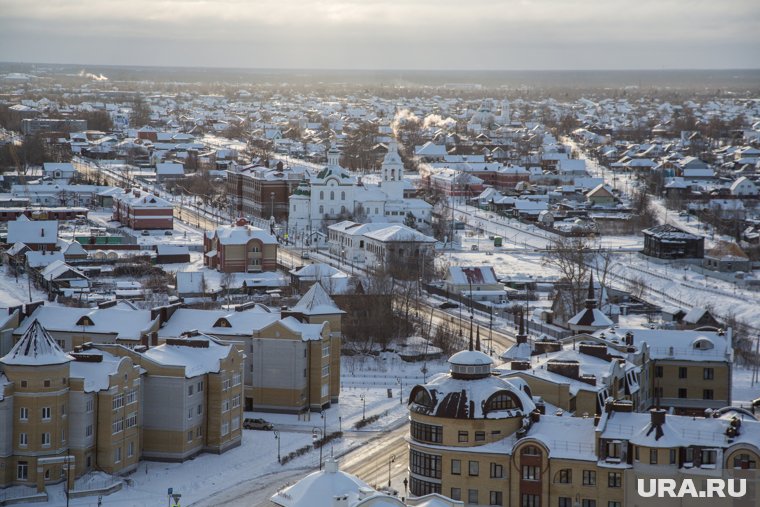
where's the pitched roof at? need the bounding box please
[291,283,345,315]
[1,319,70,366]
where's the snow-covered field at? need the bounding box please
[35,353,449,507]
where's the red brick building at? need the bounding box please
[112,189,173,230]
[203,218,278,273]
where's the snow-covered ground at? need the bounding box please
[0,270,49,307]
[34,353,449,507]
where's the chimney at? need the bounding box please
[612,400,634,412]
[510,360,531,371]
[533,340,561,355]
[546,360,580,380]
[625,332,634,346]
[515,309,527,345]
[650,408,666,427]
[40,228,44,237]
[530,410,541,423]
[579,343,611,361]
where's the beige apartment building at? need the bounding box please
[11,283,344,414]
[407,347,759,507]
[203,218,278,273]
[0,320,243,492]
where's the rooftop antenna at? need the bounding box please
[476,326,481,351]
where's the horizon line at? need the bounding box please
[2,60,760,74]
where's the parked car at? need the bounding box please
[301,251,310,259]
[243,418,274,430]
[164,230,173,236]
[141,230,149,236]
[438,302,459,309]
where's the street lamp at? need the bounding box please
[270,191,275,221]
[360,394,366,421]
[312,427,323,471]
[396,377,403,405]
[388,454,396,488]
[273,429,281,464]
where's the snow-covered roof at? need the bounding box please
[411,371,535,419]
[15,306,156,341]
[1,319,70,366]
[271,459,404,507]
[447,266,499,286]
[68,349,133,392]
[449,350,493,367]
[7,219,57,245]
[209,223,277,245]
[291,282,345,315]
[25,250,65,268]
[363,225,436,243]
[141,334,235,378]
[592,327,731,362]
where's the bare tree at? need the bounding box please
[543,236,591,315]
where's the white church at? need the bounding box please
[289,141,432,235]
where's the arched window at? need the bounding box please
[522,445,541,456]
[319,205,324,214]
[330,191,335,200]
[319,191,324,200]
[390,169,395,181]
[486,392,515,411]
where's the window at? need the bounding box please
[469,460,479,476]
[196,426,202,438]
[650,449,658,464]
[128,441,134,458]
[670,449,677,464]
[522,494,539,507]
[114,447,122,463]
[232,372,242,386]
[522,445,541,455]
[655,366,663,378]
[557,469,571,484]
[221,421,229,436]
[19,407,28,421]
[19,432,28,446]
[44,379,50,387]
[450,488,461,501]
[582,470,596,485]
[606,441,621,459]
[86,399,94,413]
[330,191,334,200]
[232,416,240,431]
[522,465,539,481]
[490,462,503,478]
[41,407,51,420]
[678,367,687,379]
[559,498,572,507]
[703,368,714,380]
[112,394,124,410]
[411,421,443,444]
[410,450,441,479]
[487,392,516,410]
[475,431,485,441]
[608,502,622,507]
[198,404,203,415]
[319,191,324,200]
[113,418,124,434]
[341,191,345,200]
[701,449,717,466]
[223,399,230,412]
[733,453,757,469]
[685,447,694,463]
[187,430,193,443]
[41,432,51,446]
[232,395,241,409]
[126,412,137,429]
[410,477,441,496]
[61,428,65,443]
[188,407,193,420]
[468,490,479,505]
[86,425,93,437]
[17,462,28,480]
[319,205,324,214]
[608,472,622,487]
[703,389,714,400]
[322,365,329,377]
[458,431,469,442]
[678,388,687,399]
[451,459,461,475]
[635,446,639,461]
[197,381,204,392]
[322,343,330,357]
[188,385,194,396]
[490,491,503,506]
[582,501,596,507]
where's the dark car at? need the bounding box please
[243,418,274,430]
[438,302,459,309]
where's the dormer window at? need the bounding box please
[485,392,516,411]
[213,318,231,328]
[76,316,94,327]
[412,388,433,408]
[693,338,714,350]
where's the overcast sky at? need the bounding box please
[1,0,758,70]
